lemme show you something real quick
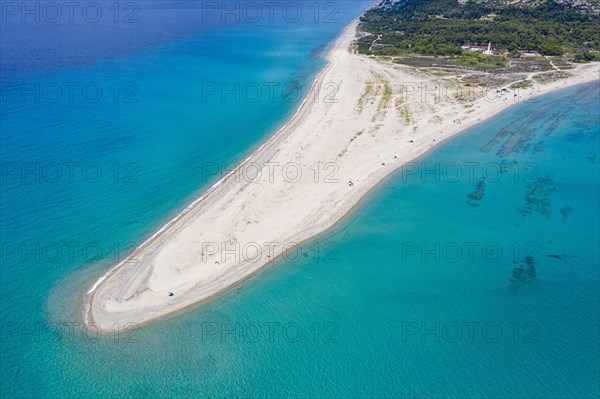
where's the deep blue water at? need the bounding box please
[1,1,599,398]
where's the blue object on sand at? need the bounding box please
[168,291,174,297]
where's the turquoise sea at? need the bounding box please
[1,1,599,398]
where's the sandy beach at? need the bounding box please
[84,19,599,330]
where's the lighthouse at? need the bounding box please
[483,42,494,55]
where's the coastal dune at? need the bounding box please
[85,20,599,329]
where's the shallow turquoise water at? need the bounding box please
[1,2,599,397]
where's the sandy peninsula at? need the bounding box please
[84,19,599,329]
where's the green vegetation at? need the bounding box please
[350,130,364,142]
[357,83,374,113]
[510,80,533,89]
[358,0,600,59]
[397,104,413,125]
[340,130,366,158]
[373,80,393,121]
[572,52,600,62]
[450,52,506,68]
[382,82,393,105]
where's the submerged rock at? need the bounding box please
[466,177,486,207]
[509,256,537,290]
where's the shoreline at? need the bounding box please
[84,16,600,331]
[83,20,360,329]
